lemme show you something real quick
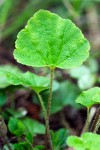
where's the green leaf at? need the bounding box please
[0,72,10,88]
[8,117,26,136]
[67,132,100,150]
[0,91,7,106]
[0,65,21,89]
[26,132,33,145]
[13,142,30,150]
[22,117,45,135]
[0,67,49,93]
[6,71,49,93]
[92,94,100,103]
[75,87,100,108]
[6,107,27,118]
[0,65,21,73]
[51,128,69,150]
[67,136,84,150]
[14,9,90,69]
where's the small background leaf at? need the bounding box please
[51,128,69,150]
[13,142,30,150]
[22,117,45,135]
[8,117,26,137]
[0,65,21,89]
[41,81,81,114]
[0,90,7,106]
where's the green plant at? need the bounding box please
[0,9,90,150]
[51,128,69,150]
[67,132,100,150]
[0,65,21,89]
[67,87,100,150]
[7,117,45,150]
[76,87,100,132]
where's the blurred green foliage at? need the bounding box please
[41,81,81,114]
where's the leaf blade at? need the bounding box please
[14,9,90,69]
[75,87,100,108]
[6,71,49,93]
[67,132,100,150]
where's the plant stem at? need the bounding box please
[45,68,54,150]
[93,116,100,133]
[83,108,90,132]
[37,93,53,150]
[47,68,54,117]
[90,107,100,132]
